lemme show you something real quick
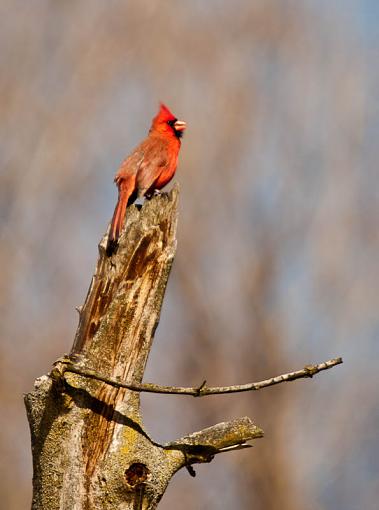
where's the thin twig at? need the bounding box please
[57,357,342,397]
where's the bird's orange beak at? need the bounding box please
[173,120,186,132]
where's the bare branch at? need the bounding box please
[169,417,264,450]
[56,356,342,397]
[165,417,264,469]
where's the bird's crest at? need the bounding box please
[156,103,177,123]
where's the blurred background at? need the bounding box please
[1,1,378,508]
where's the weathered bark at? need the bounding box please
[25,186,263,510]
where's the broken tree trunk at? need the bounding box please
[24,185,263,510]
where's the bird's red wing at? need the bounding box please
[114,144,145,183]
[136,153,168,195]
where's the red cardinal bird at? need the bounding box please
[106,103,186,256]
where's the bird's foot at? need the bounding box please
[145,189,163,200]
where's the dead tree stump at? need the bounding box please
[25,186,263,509]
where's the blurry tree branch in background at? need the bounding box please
[25,188,342,509]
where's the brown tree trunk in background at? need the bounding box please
[24,186,262,510]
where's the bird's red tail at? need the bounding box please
[106,175,136,256]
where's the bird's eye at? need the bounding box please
[167,119,177,127]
